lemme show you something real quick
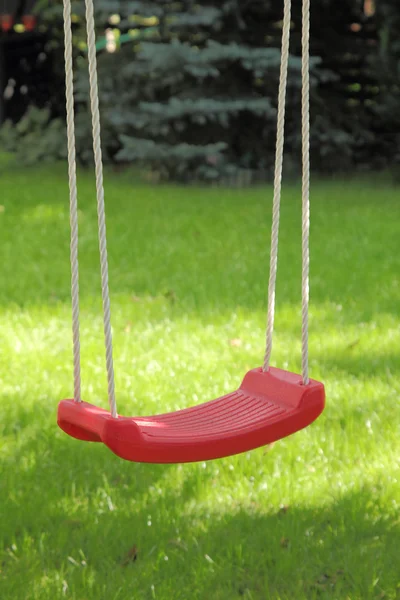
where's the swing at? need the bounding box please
[57,0,325,464]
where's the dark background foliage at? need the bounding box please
[0,0,399,181]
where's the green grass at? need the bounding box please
[0,160,399,600]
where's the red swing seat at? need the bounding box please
[57,366,325,464]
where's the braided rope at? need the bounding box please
[64,0,311,408]
[301,0,311,385]
[263,0,292,371]
[84,0,117,417]
[263,0,311,385]
[63,0,81,402]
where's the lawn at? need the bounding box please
[0,159,399,600]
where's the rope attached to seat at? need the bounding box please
[63,0,117,417]
[301,0,311,385]
[263,0,292,374]
[84,0,117,417]
[63,0,311,414]
[63,0,81,403]
[263,0,311,385]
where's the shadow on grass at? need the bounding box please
[1,398,398,600]
[314,347,399,380]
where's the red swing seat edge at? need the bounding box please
[57,366,325,463]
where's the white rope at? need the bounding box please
[65,0,309,406]
[85,0,118,417]
[301,0,310,385]
[263,0,292,372]
[63,0,81,402]
[263,0,311,385]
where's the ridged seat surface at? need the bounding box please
[136,391,287,438]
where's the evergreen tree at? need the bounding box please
[370,0,400,169]
[82,0,324,181]
[1,0,399,177]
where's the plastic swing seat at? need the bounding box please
[57,366,325,464]
[58,0,325,466]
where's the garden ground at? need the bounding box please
[0,159,399,599]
